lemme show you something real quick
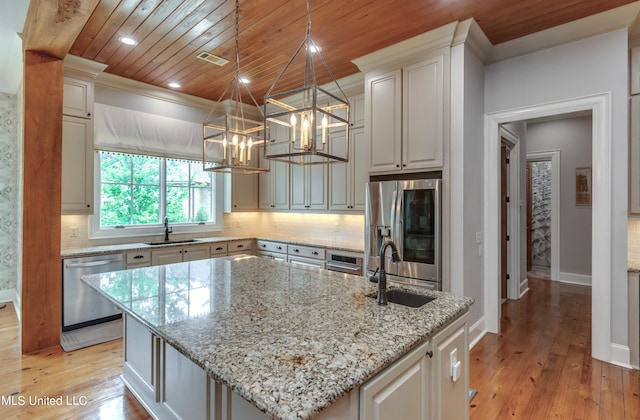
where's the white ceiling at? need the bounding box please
[0,0,29,94]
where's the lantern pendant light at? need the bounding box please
[263,0,350,165]
[203,0,269,173]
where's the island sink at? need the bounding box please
[370,289,435,308]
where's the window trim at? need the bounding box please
[89,152,223,239]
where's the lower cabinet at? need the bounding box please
[123,311,468,420]
[151,244,210,265]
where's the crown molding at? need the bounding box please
[63,54,108,78]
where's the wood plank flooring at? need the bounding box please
[1,276,638,419]
[470,277,640,419]
[0,304,150,419]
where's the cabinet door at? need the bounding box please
[367,70,402,174]
[351,93,365,128]
[287,255,325,269]
[402,55,444,171]
[290,163,307,210]
[164,342,207,419]
[232,173,258,210]
[62,116,94,214]
[63,77,93,118]
[351,127,367,211]
[328,128,350,211]
[360,339,431,420]
[431,314,468,420]
[631,96,640,214]
[151,248,183,265]
[124,315,159,402]
[259,125,290,209]
[272,140,290,209]
[182,244,210,262]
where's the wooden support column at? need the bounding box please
[21,0,100,354]
[22,51,64,353]
[21,51,64,353]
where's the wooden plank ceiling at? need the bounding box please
[69,0,636,104]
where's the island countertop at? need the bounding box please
[82,256,473,419]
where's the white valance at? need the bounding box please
[94,103,203,160]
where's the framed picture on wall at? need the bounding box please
[575,167,591,206]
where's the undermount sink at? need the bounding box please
[144,239,200,246]
[370,289,435,308]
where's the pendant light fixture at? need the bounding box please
[203,0,269,174]
[263,0,350,165]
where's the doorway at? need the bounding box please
[527,160,551,278]
[484,93,611,362]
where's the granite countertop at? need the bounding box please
[82,256,473,420]
[61,236,363,259]
[629,259,640,273]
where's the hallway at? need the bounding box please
[469,277,639,419]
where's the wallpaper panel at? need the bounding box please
[0,93,18,291]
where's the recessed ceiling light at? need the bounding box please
[239,77,250,84]
[119,37,137,46]
[168,82,181,89]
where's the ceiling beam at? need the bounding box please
[22,0,100,59]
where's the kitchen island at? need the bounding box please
[82,255,473,420]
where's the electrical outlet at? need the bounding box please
[70,226,78,238]
[235,220,241,229]
[475,232,482,243]
[334,224,339,232]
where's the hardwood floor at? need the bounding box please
[470,277,640,419]
[0,304,150,419]
[2,277,638,419]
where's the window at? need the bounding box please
[92,151,222,238]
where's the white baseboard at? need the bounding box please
[558,272,591,286]
[520,277,530,298]
[0,288,20,320]
[468,315,486,349]
[610,343,632,369]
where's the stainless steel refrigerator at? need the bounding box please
[365,179,442,290]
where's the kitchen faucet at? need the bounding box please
[377,240,401,305]
[164,216,172,241]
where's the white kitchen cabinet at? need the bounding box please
[366,49,446,174]
[360,339,432,420]
[290,162,327,210]
[631,95,640,214]
[126,251,151,269]
[210,242,228,257]
[124,315,160,403]
[287,244,325,268]
[151,244,210,265]
[61,115,94,214]
[329,127,366,211]
[259,124,290,210]
[431,313,469,420]
[227,239,253,255]
[256,240,287,261]
[164,342,208,419]
[63,76,94,119]
[224,172,258,211]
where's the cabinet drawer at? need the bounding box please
[256,240,286,254]
[210,242,228,256]
[287,244,325,260]
[227,239,253,253]
[126,251,151,265]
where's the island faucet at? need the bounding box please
[377,240,401,305]
[164,216,172,241]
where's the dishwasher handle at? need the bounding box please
[65,258,123,269]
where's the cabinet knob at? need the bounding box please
[261,244,267,248]
[294,249,300,253]
[277,246,282,250]
[396,164,400,168]
[87,113,91,117]
[87,204,91,208]
[403,164,406,167]
[426,350,433,358]
[184,250,188,253]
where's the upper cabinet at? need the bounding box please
[366,48,447,174]
[259,123,290,210]
[62,75,95,215]
[224,173,258,212]
[63,76,94,119]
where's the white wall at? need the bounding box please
[526,116,593,279]
[450,43,485,337]
[485,29,629,350]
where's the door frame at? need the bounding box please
[526,150,560,282]
[500,127,521,300]
[484,93,611,362]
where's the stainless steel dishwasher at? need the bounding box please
[62,253,124,331]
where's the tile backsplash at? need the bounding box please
[61,212,364,250]
[628,220,640,260]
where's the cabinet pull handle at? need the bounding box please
[426,351,433,358]
[216,247,223,251]
[134,255,144,259]
[312,251,318,255]
[277,246,282,250]
[237,244,244,248]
